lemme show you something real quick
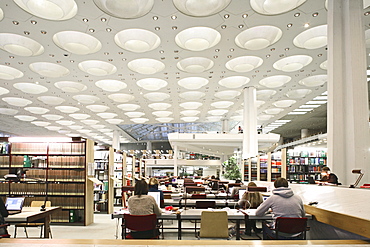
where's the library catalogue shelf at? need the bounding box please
[0,139,94,225]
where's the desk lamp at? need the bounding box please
[349,169,364,188]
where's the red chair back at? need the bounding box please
[123,214,157,232]
[275,217,308,236]
[195,200,216,209]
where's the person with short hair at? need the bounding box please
[318,167,339,185]
[148,177,164,208]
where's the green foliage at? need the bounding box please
[223,156,242,180]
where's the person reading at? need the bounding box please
[317,167,339,185]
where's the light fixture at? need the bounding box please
[56,120,75,126]
[179,91,205,100]
[272,99,297,108]
[320,60,327,70]
[177,57,214,73]
[225,56,263,72]
[179,102,203,109]
[114,29,160,53]
[173,0,231,17]
[264,108,284,115]
[54,81,87,93]
[69,113,91,120]
[29,62,69,78]
[78,60,117,76]
[127,58,165,74]
[207,109,228,116]
[0,33,44,56]
[117,104,141,111]
[13,0,77,20]
[91,125,106,129]
[95,79,127,92]
[218,76,250,89]
[53,31,102,55]
[124,112,145,118]
[235,25,282,50]
[148,103,172,110]
[97,112,118,119]
[24,107,49,114]
[37,96,65,105]
[257,90,277,100]
[211,101,234,108]
[181,116,199,122]
[257,114,274,121]
[31,121,51,127]
[0,87,9,96]
[108,93,135,103]
[93,0,154,19]
[293,25,327,49]
[156,117,173,123]
[175,27,221,51]
[143,92,170,101]
[131,118,149,123]
[13,83,48,94]
[178,77,209,90]
[285,89,312,99]
[250,0,307,15]
[72,95,100,104]
[299,75,327,87]
[55,106,80,113]
[258,75,291,88]
[68,125,84,130]
[180,110,200,117]
[0,65,24,80]
[14,115,37,121]
[0,8,3,21]
[81,119,100,125]
[152,111,172,117]
[3,97,32,107]
[273,55,313,72]
[137,78,168,91]
[85,105,110,112]
[42,114,64,120]
[106,119,124,124]
[0,108,18,115]
[214,90,241,100]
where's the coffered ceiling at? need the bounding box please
[0,0,369,145]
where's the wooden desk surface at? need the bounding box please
[5,206,61,223]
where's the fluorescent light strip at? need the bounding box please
[306,100,327,104]
[300,104,321,108]
[293,109,313,112]
[288,112,307,115]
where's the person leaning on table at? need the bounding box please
[255,177,305,239]
[316,166,339,185]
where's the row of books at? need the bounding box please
[26,169,85,181]
[0,143,9,154]
[11,142,85,155]
[94,161,108,170]
[0,156,9,167]
[288,157,327,165]
[51,210,84,223]
[4,183,85,195]
[287,149,327,158]
[48,156,85,168]
[95,150,109,160]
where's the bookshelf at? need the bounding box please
[259,154,268,181]
[251,156,258,181]
[0,138,94,225]
[243,159,249,181]
[113,151,123,206]
[123,154,133,186]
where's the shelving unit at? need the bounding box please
[123,154,133,186]
[113,151,123,206]
[250,156,258,181]
[243,159,249,181]
[269,151,282,182]
[0,138,94,225]
[259,155,268,181]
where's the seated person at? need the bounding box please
[148,177,164,208]
[256,177,305,239]
[317,167,339,185]
[128,179,162,238]
[231,183,247,199]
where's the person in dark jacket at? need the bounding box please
[319,167,339,185]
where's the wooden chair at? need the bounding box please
[263,217,309,240]
[14,201,52,238]
[197,211,231,239]
[122,214,162,239]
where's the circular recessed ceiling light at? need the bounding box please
[148,103,171,110]
[42,114,64,121]
[115,28,160,53]
[81,119,100,125]
[178,77,208,90]
[0,108,18,115]
[181,116,199,122]
[137,78,167,91]
[93,0,154,18]
[31,121,50,127]
[73,95,100,105]
[207,116,223,122]
[177,57,214,73]
[0,65,23,80]
[179,102,203,109]
[179,91,205,100]
[214,90,241,100]
[29,62,69,78]
[55,106,80,113]
[175,27,221,51]
[285,89,312,99]
[106,119,124,124]
[257,90,277,100]
[124,112,145,118]
[37,96,65,105]
[225,56,263,72]
[3,97,32,107]
[117,104,141,111]
[69,113,91,120]
[152,111,172,117]
[264,108,284,115]
[95,79,127,92]
[56,120,75,126]
[293,25,327,49]
[250,0,307,15]
[299,74,327,87]
[0,33,44,56]
[218,76,250,89]
[0,87,10,96]
[78,60,117,76]
[13,0,77,20]
[272,99,297,108]
[97,112,118,119]
[13,82,48,94]
[86,105,110,112]
[144,92,170,101]
[127,58,165,74]
[14,115,37,121]
[156,117,173,123]
[24,107,49,114]
[258,75,291,88]
[320,60,327,70]
[131,118,149,123]
[273,55,313,72]
[211,101,234,109]
[180,110,200,117]
[235,25,282,50]
[54,81,87,93]
[208,109,228,116]
[53,31,102,55]
[108,93,135,103]
[257,114,274,121]
[173,0,231,16]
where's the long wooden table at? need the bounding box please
[5,206,61,238]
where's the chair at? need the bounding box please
[197,211,231,239]
[0,223,10,238]
[191,194,206,199]
[122,214,161,239]
[195,201,216,209]
[14,201,52,238]
[262,217,309,240]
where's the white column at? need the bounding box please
[173,145,178,176]
[301,129,309,139]
[112,130,120,150]
[222,119,229,133]
[327,0,370,185]
[242,87,258,159]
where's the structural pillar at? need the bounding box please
[301,129,309,139]
[112,130,120,150]
[327,0,370,185]
[242,87,258,159]
[222,119,229,133]
[173,145,178,176]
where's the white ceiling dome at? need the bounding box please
[235,25,282,50]
[218,76,250,89]
[137,78,168,91]
[250,0,307,15]
[78,60,117,76]
[226,56,263,73]
[37,96,65,105]
[178,77,209,90]
[177,57,214,73]
[259,75,291,88]
[95,79,127,92]
[93,0,154,19]
[128,58,165,74]
[0,65,24,80]
[175,27,221,51]
[115,29,160,53]
[0,33,44,56]
[273,55,313,72]
[29,62,69,78]
[293,25,328,49]
[173,0,231,17]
